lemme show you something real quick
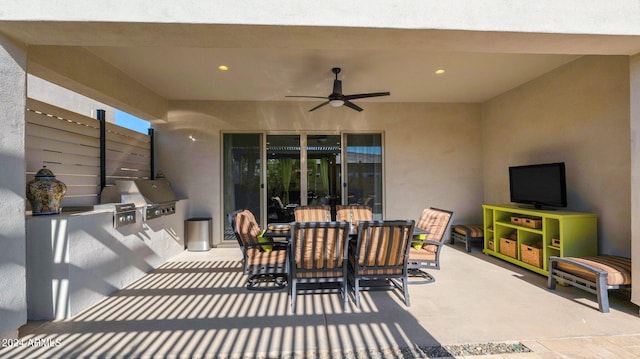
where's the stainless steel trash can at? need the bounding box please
[186,217,212,251]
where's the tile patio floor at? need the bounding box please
[2,242,639,358]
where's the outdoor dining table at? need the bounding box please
[262,222,428,241]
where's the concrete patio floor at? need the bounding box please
[2,242,640,358]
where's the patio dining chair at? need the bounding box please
[293,205,332,222]
[336,205,373,224]
[407,207,454,283]
[348,220,415,309]
[288,221,350,313]
[228,209,288,290]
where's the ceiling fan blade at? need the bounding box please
[309,101,330,112]
[342,92,390,101]
[343,101,363,112]
[285,95,329,99]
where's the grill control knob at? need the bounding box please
[155,209,161,216]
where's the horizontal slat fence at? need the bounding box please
[105,122,151,181]
[25,98,151,208]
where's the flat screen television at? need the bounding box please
[509,162,567,209]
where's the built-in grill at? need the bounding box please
[94,202,137,228]
[98,179,179,224]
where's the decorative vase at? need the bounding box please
[26,166,67,215]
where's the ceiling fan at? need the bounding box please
[286,67,390,112]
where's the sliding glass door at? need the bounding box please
[306,135,342,218]
[266,135,301,222]
[223,132,382,240]
[265,134,342,222]
[222,133,262,240]
[343,134,383,219]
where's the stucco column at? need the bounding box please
[631,53,640,309]
[0,33,27,338]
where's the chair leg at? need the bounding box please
[354,278,361,309]
[596,273,610,313]
[342,280,348,311]
[403,277,411,307]
[465,233,472,252]
[548,273,557,290]
[291,280,297,313]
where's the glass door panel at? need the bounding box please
[266,135,301,222]
[223,133,262,240]
[306,135,341,218]
[344,134,383,219]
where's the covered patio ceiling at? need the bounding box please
[2,22,640,105]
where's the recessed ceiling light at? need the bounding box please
[435,69,446,75]
[218,65,229,71]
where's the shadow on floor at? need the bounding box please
[4,257,448,359]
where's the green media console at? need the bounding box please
[482,204,597,276]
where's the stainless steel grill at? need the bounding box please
[99,179,179,222]
[94,202,137,228]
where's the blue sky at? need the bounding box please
[114,109,150,134]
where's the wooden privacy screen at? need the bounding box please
[25,98,151,207]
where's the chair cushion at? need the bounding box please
[247,249,287,266]
[295,270,344,279]
[453,224,484,238]
[556,256,631,286]
[416,208,452,242]
[408,246,437,261]
[336,205,373,222]
[294,205,331,222]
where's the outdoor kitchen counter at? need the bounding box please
[25,199,189,321]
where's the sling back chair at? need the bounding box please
[288,221,349,313]
[407,207,454,283]
[229,209,288,290]
[293,205,332,222]
[348,220,415,309]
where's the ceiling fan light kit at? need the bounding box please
[286,67,390,112]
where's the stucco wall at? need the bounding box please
[3,1,640,36]
[156,101,483,245]
[630,53,640,306]
[26,202,188,320]
[27,75,117,123]
[0,34,27,339]
[28,46,167,122]
[482,55,631,256]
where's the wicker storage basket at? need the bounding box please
[551,238,561,247]
[488,240,494,251]
[499,237,517,258]
[522,217,542,229]
[521,243,542,267]
[510,216,522,225]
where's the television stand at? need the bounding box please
[483,204,597,275]
[517,204,557,211]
